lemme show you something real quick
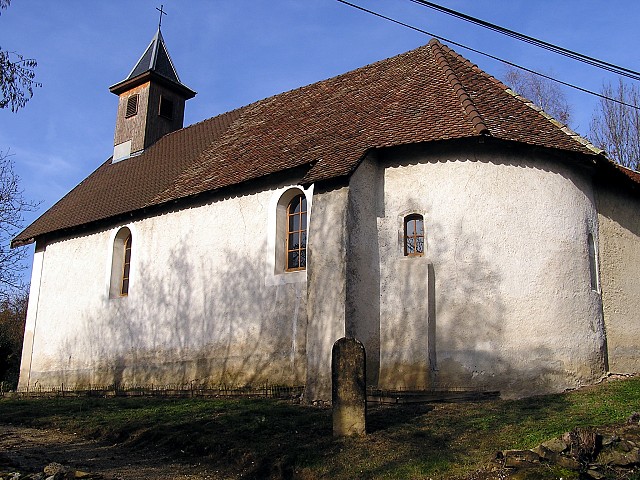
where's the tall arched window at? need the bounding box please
[110,227,133,298]
[404,214,424,256]
[286,194,307,271]
[588,233,600,292]
[121,233,132,295]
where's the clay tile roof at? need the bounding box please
[613,163,640,184]
[13,39,633,246]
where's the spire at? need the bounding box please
[125,29,182,85]
[109,29,195,98]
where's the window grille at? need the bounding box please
[404,214,424,256]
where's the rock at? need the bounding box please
[502,449,540,468]
[43,464,64,476]
[586,468,606,479]
[618,440,633,452]
[531,444,559,463]
[541,436,568,454]
[554,454,581,470]
[627,412,640,425]
[598,447,640,467]
[42,464,74,480]
[600,435,618,447]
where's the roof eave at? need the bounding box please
[109,71,196,99]
[10,236,35,248]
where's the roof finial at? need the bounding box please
[156,4,167,30]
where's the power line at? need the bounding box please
[407,0,640,82]
[336,0,640,111]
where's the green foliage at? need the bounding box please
[1,378,640,479]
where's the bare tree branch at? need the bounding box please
[589,79,640,171]
[503,67,572,126]
[0,150,39,300]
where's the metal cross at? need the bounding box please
[156,4,167,29]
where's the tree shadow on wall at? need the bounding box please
[64,239,307,389]
[373,191,571,397]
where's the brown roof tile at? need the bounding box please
[14,39,629,246]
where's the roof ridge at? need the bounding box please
[504,88,604,156]
[431,39,605,156]
[430,39,490,136]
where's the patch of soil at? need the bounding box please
[0,425,230,479]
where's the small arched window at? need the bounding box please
[404,214,424,256]
[286,194,307,271]
[110,227,133,298]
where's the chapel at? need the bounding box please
[13,28,640,400]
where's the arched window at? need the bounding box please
[404,214,424,256]
[588,233,599,292]
[286,194,307,271]
[121,233,132,295]
[110,227,133,298]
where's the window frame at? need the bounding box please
[403,213,425,257]
[109,227,133,299]
[588,233,600,293]
[120,233,132,296]
[265,186,312,285]
[285,194,307,271]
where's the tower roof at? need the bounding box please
[109,28,195,98]
[127,29,181,83]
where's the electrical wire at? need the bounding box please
[337,0,640,111]
[407,0,640,81]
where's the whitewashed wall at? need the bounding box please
[19,184,310,390]
[305,185,348,401]
[597,186,640,373]
[349,144,607,398]
[19,142,624,401]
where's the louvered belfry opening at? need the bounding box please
[125,94,139,118]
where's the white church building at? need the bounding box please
[13,30,640,400]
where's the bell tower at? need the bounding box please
[109,28,196,162]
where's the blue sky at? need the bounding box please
[1,1,639,282]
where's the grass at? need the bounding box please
[1,377,640,479]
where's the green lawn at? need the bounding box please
[1,377,639,479]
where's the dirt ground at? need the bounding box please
[0,425,230,480]
[2,420,639,480]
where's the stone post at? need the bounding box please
[332,337,366,436]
